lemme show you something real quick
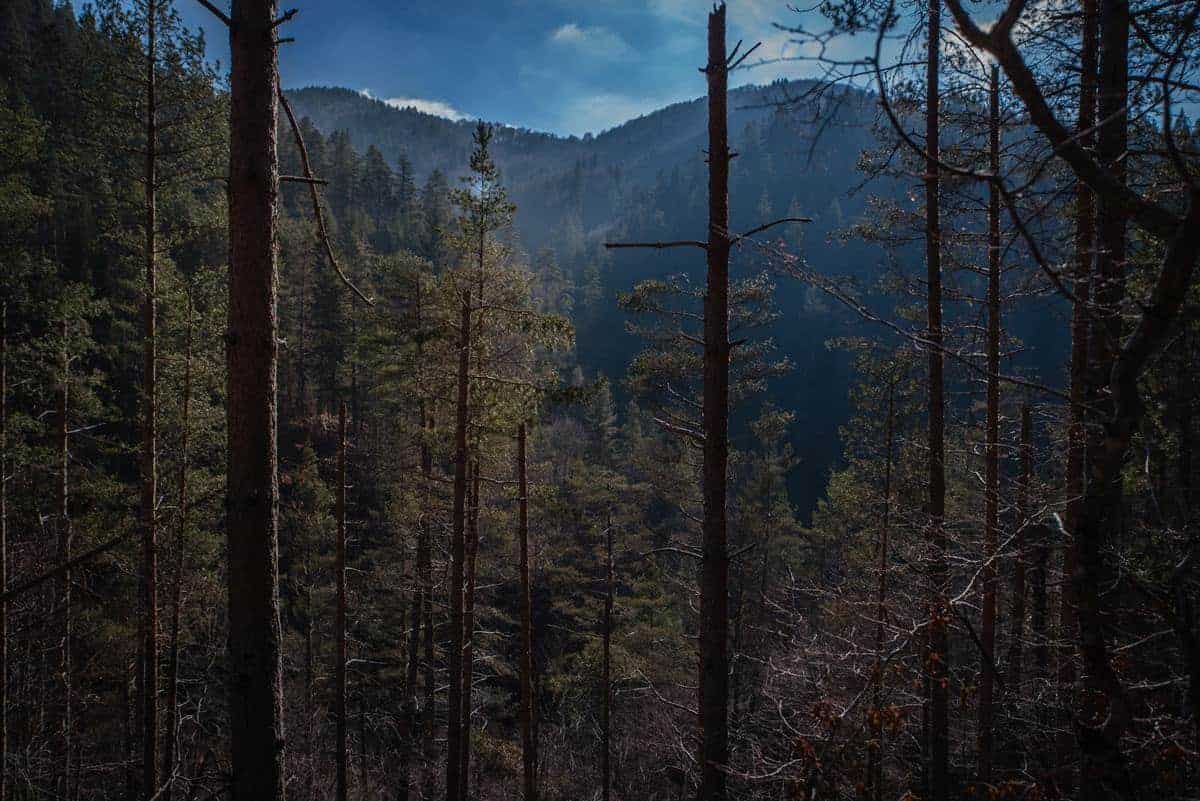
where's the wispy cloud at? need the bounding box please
[556,91,664,136]
[548,23,633,60]
[359,88,467,121]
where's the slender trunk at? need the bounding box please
[446,287,472,801]
[141,4,160,795]
[518,424,536,801]
[1073,3,1135,798]
[336,402,348,801]
[163,299,192,801]
[602,515,613,801]
[698,7,732,800]
[977,63,1001,793]
[58,316,72,800]
[924,2,949,798]
[868,381,895,801]
[225,0,286,796]
[0,304,6,801]
[1059,1,1096,790]
[398,440,424,801]
[125,657,136,801]
[420,416,436,797]
[1005,404,1033,775]
[459,461,480,799]
[1021,409,1048,681]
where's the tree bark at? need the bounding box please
[602,514,613,801]
[0,303,7,801]
[977,62,1001,793]
[336,402,348,801]
[446,285,472,801]
[57,315,72,801]
[924,2,949,798]
[868,379,895,801]
[398,439,424,801]
[698,6,732,800]
[141,3,160,794]
[420,414,436,799]
[1073,3,1136,798]
[163,298,192,801]
[459,460,480,798]
[225,0,286,796]
[1018,408,1048,683]
[1058,1,1095,790]
[518,423,536,801]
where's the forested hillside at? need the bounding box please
[1,1,1198,801]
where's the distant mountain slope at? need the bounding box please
[285,82,1066,518]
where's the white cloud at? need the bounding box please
[548,23,633,59]
[557,92,666,136]
[359,88,467,121]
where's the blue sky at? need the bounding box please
[177,0,836,136]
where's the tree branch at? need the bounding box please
[277,86,374,306]
[193,0,230,27]
[730,217,811,245]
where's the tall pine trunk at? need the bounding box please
[336,401,348,801]
[1073,2,1135,797]
[518,423,536,801]
[867,380,895,801]
[1059,1,1096,790]
[420,414,436,799]
[698,6,732,800]
[977,62,1001,792]
[446,284,472,801]
[141,3,160,795]
[923,1,949,798]
[58,316,72,800]
[602,515,613,801]
[0,303,7,801]
[460,461,480,797]
[163,299,192,801]
[225,0,286,796]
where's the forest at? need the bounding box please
[0,0,1197,800]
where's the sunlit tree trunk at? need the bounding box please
[225,0,286,795]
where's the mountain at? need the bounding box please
[285,82,1065,518]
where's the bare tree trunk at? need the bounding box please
[420,415,436,800]
[924,2,949,798]
[1059,2,1096,791]
[1019,408,1047,681]
[1004,403,1032,776]
[977,62,1001,793]
[446,280,472,801]
[225,0,286,796]
[460,461,480,798]
[1073,2,1136,798]
[0,303,7,801]
[698,7,732,800]
[336,402,348,801]
[57,316,72,801]
[398,434,424,801]
[163,299,192,801]
[518,424,536,801]
[602,514,613,801]
[868,380,895,801]
[141,4,160,795]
